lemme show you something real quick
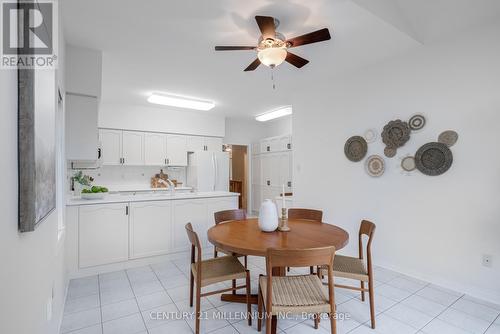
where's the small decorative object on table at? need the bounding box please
[278,184,290,232]
[258,199,279,232]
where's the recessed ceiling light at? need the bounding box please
[255,106,292,122]
[147,92,215,111]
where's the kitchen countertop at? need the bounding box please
[67,191,239,206]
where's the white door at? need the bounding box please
[277,152,292,191]
[122,131,144,165]
[129,201,172,259]
[205,137,223,152]
[252,185,262,213]
[166,135,188,166]
[172,199,208,250]
[144,133,167,166]
[260,154,271,187]
[187,136,205,152]
[99,129,122,165]
[268,153,281,187]
[79,203,129,268]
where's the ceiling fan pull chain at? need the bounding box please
[271,67,276,90]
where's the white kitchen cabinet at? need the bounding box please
[79,203,129,268]
[122,131,144,165]
[166,135,188,166]
[205,137,223,152]
[129,201,172,259]
[277,151,292,191]
[99,129,122,165]
[279,135,292,151]
[172,199,208,251]
[260,139,271,153]
[187,136,205,152]
[144,133,167,166]
[251,141,261,155]
[65,94,99,161]
[66,45,102,98]
[251,185,262,212]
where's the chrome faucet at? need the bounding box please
[157,178,176,195]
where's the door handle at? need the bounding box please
[125,206,129,215]
[267,180,270,186]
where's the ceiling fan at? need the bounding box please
[215,16,331,71]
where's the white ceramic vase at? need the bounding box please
[258,199,279,232]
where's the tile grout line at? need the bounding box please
[483,313,500,334]
[418,293,466,334]
[124,267,152,334]
[150,262,195,333]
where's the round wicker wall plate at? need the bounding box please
[384,146,397,158]
[415,142,453,176]
[401,156,416,172]
[409,114,426,131]
[365,155,385,177]
[382,120,411,148]
[344,136,368,162]
[438,130,459,147]
[364,129,378,143]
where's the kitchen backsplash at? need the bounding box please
[67,165,187,192]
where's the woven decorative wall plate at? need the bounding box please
[381,120,411,156]
[364,128,378,143]
[408,114,426,131]
[344,136,368,162]
[384,146,397,158]
[401,156,416,172]
[415,142,453,176]
[365,155,385,177]
[438,130,459,147]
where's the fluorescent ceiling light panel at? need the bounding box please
[255,106,292,122]
[147,92,215,111]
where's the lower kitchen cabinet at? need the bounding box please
[129,201,172,259]
[172,199,209,251]
[206,196,238,229]
[79,203,129,268]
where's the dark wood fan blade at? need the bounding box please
[215,46,256,51]
[244,58,261,71]
[255,16,276,39]
[285,52,309,68]
[286,28,331,48]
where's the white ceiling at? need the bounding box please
[61,0,500,118]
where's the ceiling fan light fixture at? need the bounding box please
[147,92,215,111]
[257,47,287,67]
[255,106,292,122]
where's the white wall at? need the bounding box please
[0,2,67,332]
[99,103,225,137]
[292,23,500,303]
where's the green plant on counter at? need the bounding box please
[72,171,94,186]
[82,186,109,194]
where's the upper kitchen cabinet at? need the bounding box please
[65,45,102,98]
[259,135,292,153]
[187,136,223,152]
[205,137,223,152]
[122,131,144,165]
[186,136,205,152]
[166,135,188,166]
[99,129,144,166]
[65,94,99,161]
[144,133,167,166]
[99,129,122,165]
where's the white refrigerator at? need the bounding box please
[187,151,230,192]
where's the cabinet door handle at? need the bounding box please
[122,157,125,164]
[267,180,270,186]
[164,158,167,165]
[125,206,129,215]
[267,146,270,152]
[287,143,291,150]
[167,158,170,165]
[287,181,292,187]
[97,148,102,159]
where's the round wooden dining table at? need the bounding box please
[207,218,349,334]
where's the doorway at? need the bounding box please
[226,144,248,211]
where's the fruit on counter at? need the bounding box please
[82,186,109,194]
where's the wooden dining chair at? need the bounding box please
[319,220,376,329]
[185,223,252,334]
[287,208,323,274]
[257,246,337,334]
